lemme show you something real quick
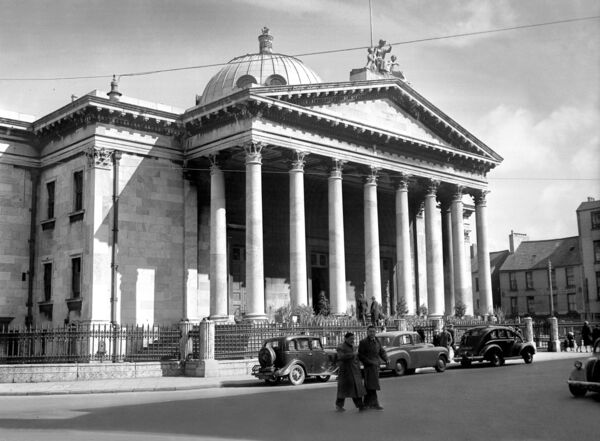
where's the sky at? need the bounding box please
[1,0,599,253]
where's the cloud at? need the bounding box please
[474,104,600,250]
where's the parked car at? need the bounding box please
[251,335,338,386]
[377,331,449,376]
[454,325,536,367]
[568,338,600,397]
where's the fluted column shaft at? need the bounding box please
[364,172,382,304]
[328,160,346,315]
[424,181,444,316]
[476,191,493,316]
[451,186,470,315]
[245,143,265,320]
[289,152,308,308]
[209,161,228,319]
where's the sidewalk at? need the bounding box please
[0,350,585,396]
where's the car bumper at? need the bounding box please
[567,380,600,393]
[252,365,281,380]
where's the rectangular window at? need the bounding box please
[509,272,517,291]
[475,277,479,292]
[594,241,600,263]
[46,181,55,219]
[567,293,576,312]
[527,296,535,314]
[596,271,600,300]
[71,257,81,298]
[525,271,533,290]
[510,297,518,316]
[43,262,52,302]
[73,170,83,211]
[592,210,600,230]
[565,266,575,288]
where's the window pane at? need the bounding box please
[43,263,52,301]
[46,182,55,219]
[74,171,83,211]
[72,257,81,298]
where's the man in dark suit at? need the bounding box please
[358,325,388,410]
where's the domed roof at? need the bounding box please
[198,28,322,106]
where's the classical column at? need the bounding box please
[441,201,455,316]
[475,190,493,317]
[364,168,382,305]
[451,185,470,316]
[328,159,347,315]
[395,176,415,315]
[424,180,444,317]
[209,157,228,321]
[244,142,266,320]
[289,151,308,308]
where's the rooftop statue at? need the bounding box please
[365,39,406,81]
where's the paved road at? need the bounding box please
[0,358,597,441]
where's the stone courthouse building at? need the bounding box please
[0,29,502,328]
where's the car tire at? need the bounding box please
[489,352,503,367]
[460,358,471,368]
[568,384,587,398]
[435,355,447,372]
[288,364,306,386]
[522,350,534,364]
[258,346,276,368]
[316,375,330,382]
[393,360,407,376]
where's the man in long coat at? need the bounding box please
[358,325,388,410]
[335,332,366,412]
[370,296,382,326]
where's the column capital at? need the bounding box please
[244,141,264,164]
[329,158,345,179]
[473,189,490,206]
[393,173,411,190]
[290,150,308,171]
[365,166,379,185]
[425,179,440,196]
[208,154,221,173]
[452,185,465,201]
[86,146,114,169]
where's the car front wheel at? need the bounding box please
[568,384,587,397]
[435,356,447,372]
[288,364,306,386]
[393,360,407,376]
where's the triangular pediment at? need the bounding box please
[307,98,450,148]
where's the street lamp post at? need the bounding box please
[548,260,554,316]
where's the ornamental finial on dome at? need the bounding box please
[259,27,273,54]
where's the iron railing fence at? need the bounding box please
[0,324,181,364]
[211,322,377,360]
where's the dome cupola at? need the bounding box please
[198,28,322,106]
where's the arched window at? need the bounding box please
[266,74,287,86]
[236,75,257,89]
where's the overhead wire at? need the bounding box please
[0,15,598,82]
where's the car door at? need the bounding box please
[405,333,425,367]
[295,337,312,371]
[309,338,328,374]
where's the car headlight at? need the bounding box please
[574,361,583,369]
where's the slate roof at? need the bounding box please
[500,237,581,272]
[471,249,510,273]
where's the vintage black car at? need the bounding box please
[455,325,536,367]
[568,338,600,397]
[252,335,338,386]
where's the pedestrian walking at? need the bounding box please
[335,332,366,412]
[581,321,592,352]
[358,325,388,410]
[357,295,368,325]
